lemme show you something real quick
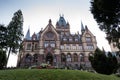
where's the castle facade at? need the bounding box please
[17,16,97,69]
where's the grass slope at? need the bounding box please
[0,69,119,80]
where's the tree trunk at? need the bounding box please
[6,47,11,67]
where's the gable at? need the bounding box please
[40,19,59,41]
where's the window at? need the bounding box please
[86,44,94,50]
[61,45,64,50]
[26,43,31,50]
[86,37,92,42]
[33,37,36,40]
[44,41,49,48]
[80,53,84,62]
[51,43,55,47]
[63,38,67,41]
[74,53,78,62]
[66,44,70,49]
[78,45,82,50]
[72,44,76,50]
[69,38,72,41]
[50,41,55,47]
[75,38,78,41]
[46,32,54,38]
[67,53,72,62]
[61,53,66,62]
[66,32,69,36]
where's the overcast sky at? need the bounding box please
[0,0,111,67]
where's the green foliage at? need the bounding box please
[0,69,120,80]
[0,24,7,49]
[0,25,7,68]
[7,10,24,64]
[89,48,118,75]
[0,50,7,69]
[90,0,120,50]
[7,9,24,53]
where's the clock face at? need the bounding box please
[46,32,54,38]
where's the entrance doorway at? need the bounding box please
[46,52,53,65]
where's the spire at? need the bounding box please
[49,19,52,24]
[25,28,31,40]
[58,14,67,27]
[81,21,85,34]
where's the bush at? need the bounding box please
[89,48,118,75]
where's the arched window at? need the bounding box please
[67,53,72,62]
[80,53,84,62]
[33,54,38,64]
[25,54,32,66]
[61,53,66,62]
[74,53,78,62]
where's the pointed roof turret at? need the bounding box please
[81,21,85,34]
[25,28,31,40]
[58,14,67,27]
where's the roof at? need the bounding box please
[57,16,67,27]
[25,28,31,40]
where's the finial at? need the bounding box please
[62,14,64,17]
[49,19,52,24]
[85,25,88,31]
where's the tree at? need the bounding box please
[0,49,7,69]
[0,24,7,49]
[7,10,24,65]
[90,0,120,50]
[89,48,118,75]
[0,24,7,69]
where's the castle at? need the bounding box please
[17,16,97,69]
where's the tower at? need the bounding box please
[56,15,70,36]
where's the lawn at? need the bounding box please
[0,69,119,80]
